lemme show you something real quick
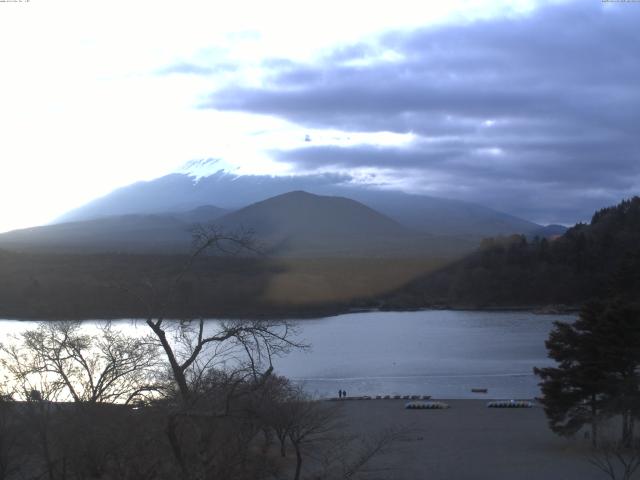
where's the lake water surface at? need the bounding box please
[275,310,573,399]
[0,310,574,399]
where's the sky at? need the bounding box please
[0,0,638,232]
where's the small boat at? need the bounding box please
[471,388,488,393]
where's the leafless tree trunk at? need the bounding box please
[131,226,305,406]
[122,226,308,479]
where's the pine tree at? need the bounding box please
[534,301,640,446]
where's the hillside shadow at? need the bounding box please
[0,250,291,320]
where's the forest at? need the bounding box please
[383,197,640,309]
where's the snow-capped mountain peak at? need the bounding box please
[177,158,240,181]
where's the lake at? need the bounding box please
[0,310,574,399]
[275,310,573,399]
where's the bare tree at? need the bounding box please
[0,321,166,404]
[588,438,640,480]
[315,427,406,480]
[147,316,303,404]
[286,398,341,480]
[114,226,308,479]
[262,384,403,480]
[135,225,305,404]
[0,321,170,480]
[260,375,298,458]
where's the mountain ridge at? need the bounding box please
[0,205,227,254]
[55,171,541,237]
[1,191,473,257]
[212,190,435,256]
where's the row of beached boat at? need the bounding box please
[329,396,534,409]
[330,394,432,401]
[405,399,535,409]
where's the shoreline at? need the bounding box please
[0,304,580,322]
[325,395,539,402]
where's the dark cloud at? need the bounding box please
[204,1,640,224]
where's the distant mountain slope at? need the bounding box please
[384,197,640,308]
[56,170,541,237]
[0,205,227,254]
[1,191,475,257]
[219,191,406,238]
[172,205,228,224]
[340,189,540,237]
[215,191,440,256]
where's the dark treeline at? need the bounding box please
[0,250,444,320]
[0,253,308,319]
[384,197,640,309]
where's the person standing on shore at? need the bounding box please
[338,389,342,399]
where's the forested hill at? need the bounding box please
[384,197,640,309]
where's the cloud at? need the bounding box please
[204,0,640,224]
[157,62,237,76]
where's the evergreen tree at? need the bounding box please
[534,300,640,446]
[596,302,640,446]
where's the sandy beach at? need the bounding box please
[336,399,604,480]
